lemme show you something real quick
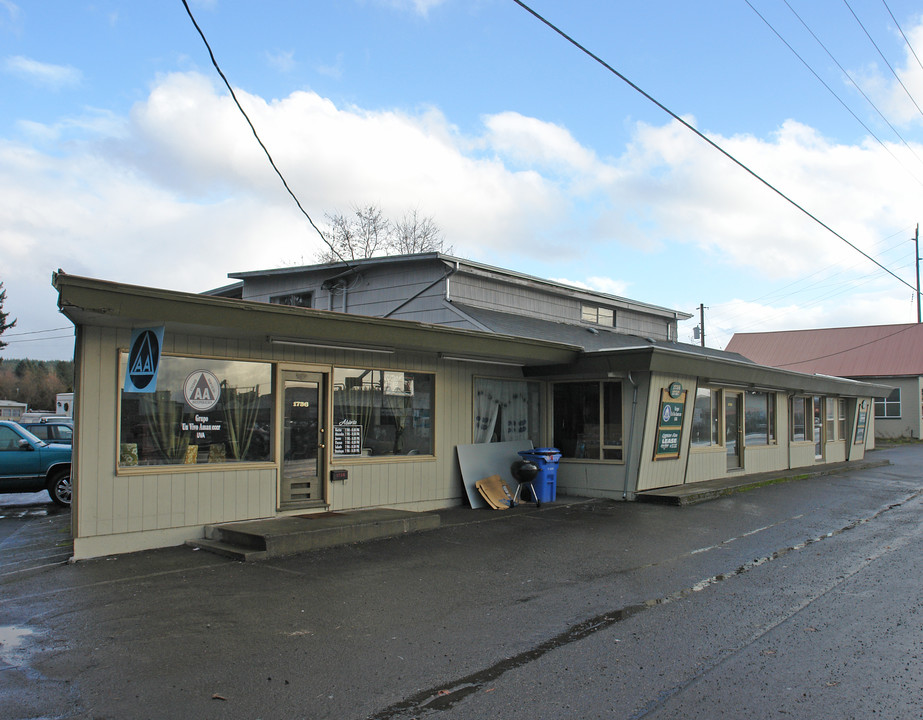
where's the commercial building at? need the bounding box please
[54,257,886,559]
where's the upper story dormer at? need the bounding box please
[211,253,690,344]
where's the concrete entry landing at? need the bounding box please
[636,458,890,506]
[188,509,441,561]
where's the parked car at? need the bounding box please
[0,420,72,506]
[19,418,74,445]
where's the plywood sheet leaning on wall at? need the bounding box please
[456,440,533,508]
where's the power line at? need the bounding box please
[773,323,918,367]
[3,327,72,337]
[745,0,923,187]
[179,0,350,268]
[842,0,923,123]
[882,0,923,74]
[509,0,917,295]
[3,334,75,345]
[776,0,923,174]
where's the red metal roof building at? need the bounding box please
[727,324,923,440]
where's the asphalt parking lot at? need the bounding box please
[2,445,923,719]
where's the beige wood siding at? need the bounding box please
[451,275,674,340]
[71,324,503,557]
[634,373,697,491]
[789,443,816,468]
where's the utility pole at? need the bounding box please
[699,303,706,347]
[916,224,920,324]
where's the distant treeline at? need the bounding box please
[0,358,75,412]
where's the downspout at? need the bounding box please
[622,370,640,500]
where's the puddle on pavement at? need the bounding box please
[0,508,50,520]
[0,625,36,666]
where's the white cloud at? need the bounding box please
[0,0,21,26]
[852,16,923,126]
[3,70,921,359]
[266,49,295,73]
[374,0,449,17]
[681,286,916,351]
[4,55,81,89]
[552,276,630,298]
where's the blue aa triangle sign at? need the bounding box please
[124,326,165,393]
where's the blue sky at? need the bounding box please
[3,0,923,360]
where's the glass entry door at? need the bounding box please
[281,371,326,506]
[725,392,742,470]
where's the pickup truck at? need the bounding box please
[0,420,72,506]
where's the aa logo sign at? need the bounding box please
[184,370,221,411]
[124,327,164,393]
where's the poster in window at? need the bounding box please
[854,401,868,445]
[384,371,414,397]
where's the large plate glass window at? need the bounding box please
[473,378,542,445]
[791,396,811,442]
[691,388,719,447]
[744,391,776,446]
[552,381,622,460]
[332,369,434,457]
[119,355,273,467]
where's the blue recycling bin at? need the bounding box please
[517,448,562,503]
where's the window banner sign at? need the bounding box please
[653,383,687,461]
[123,326,165,393]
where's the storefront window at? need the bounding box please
[791,396,808,442]
[745,391,776,446]
[119,355,273,467]
[552,381,622,460]
[691,388,719,447]
[473,378,542,445]
[332,369,434,457]
[825,398,836,441]
[838,399,847,440]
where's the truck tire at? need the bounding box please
[47,468,72,507]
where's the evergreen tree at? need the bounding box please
[0,281,16,353]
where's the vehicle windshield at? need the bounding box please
[14,425,48,446]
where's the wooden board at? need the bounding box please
[456,440,533,508]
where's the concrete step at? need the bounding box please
[195,509,441,561]
[186,538,269,562]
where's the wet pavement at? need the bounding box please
[2,446,922,719]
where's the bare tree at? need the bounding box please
[315,204,450,262]
[392,208,452,255]
[316,205,390,263]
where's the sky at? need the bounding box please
[2,0,923,361]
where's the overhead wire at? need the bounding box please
[179,0,350,268]
[772,323,919,367]
[882,0,923,74]
[775,0,923,173]
[509,0,917,295]
[744,0,923,187]
[842,0,923,123]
